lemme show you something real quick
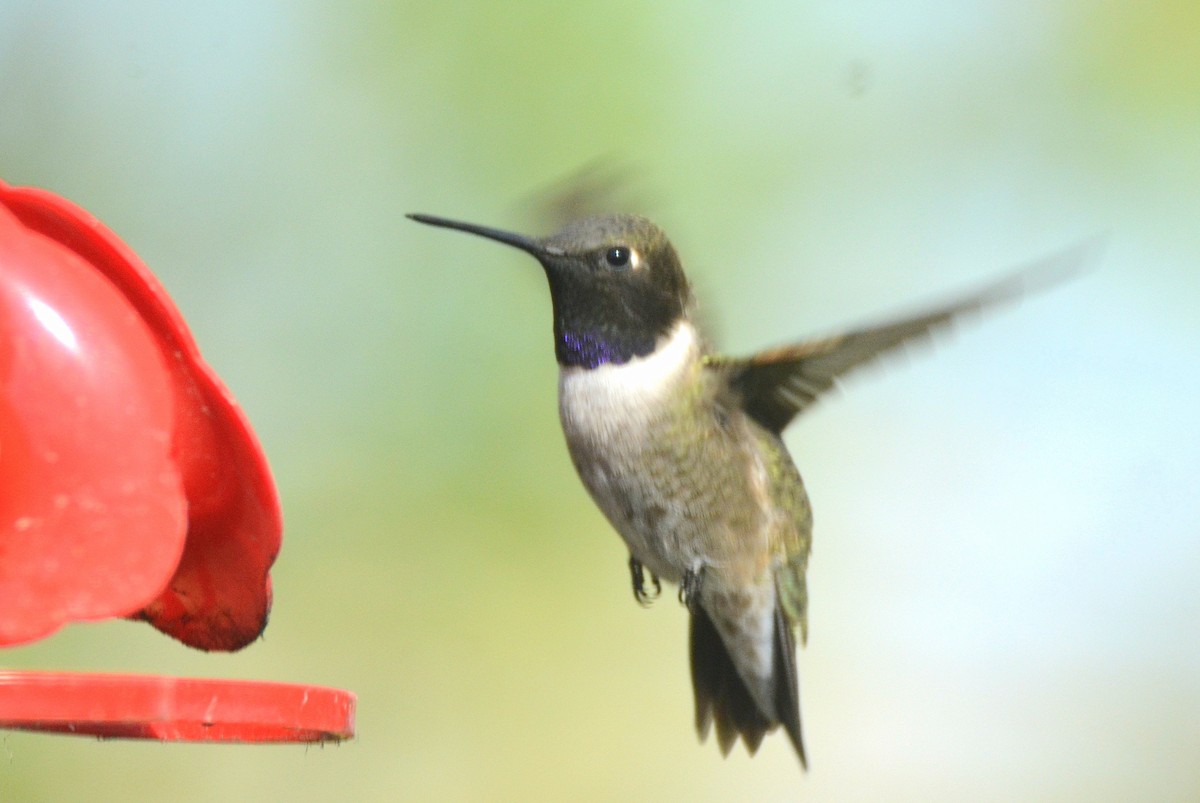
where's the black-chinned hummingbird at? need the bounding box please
[408,211,1084,768]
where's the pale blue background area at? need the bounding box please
[2,2,1197,800]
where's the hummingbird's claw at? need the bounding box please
[629,557,661,607]
[679,566,704,611]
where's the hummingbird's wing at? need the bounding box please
[713,240,1098,434]
[521,158,650,229]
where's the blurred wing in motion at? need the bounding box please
[520,157,653,230]
[712,238,1102,434]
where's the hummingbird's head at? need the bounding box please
[408,212,693,368]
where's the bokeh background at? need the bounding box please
[2,2,1198,800]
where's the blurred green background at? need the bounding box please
[3,2,1198,800]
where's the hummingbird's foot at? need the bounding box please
[629,557,661,607]
[678,566,704,611]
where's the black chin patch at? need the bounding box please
[556,329,656,368]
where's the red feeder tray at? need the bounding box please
[1,179,355,744]
[0,672,355,743]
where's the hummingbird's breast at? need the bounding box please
[557,321,780,584]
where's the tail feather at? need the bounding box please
[690,604,771,754]
[772,602,806,766]
[689,602,807,767]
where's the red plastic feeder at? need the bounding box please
[0,179,354,743]
[0,672,355,743]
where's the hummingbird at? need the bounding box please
[408,211,1083,768]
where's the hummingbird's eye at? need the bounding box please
[604,246,634,270]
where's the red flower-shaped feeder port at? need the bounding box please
[0,179,354,742]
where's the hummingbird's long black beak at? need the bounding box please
[407,213,558,257]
